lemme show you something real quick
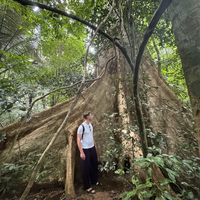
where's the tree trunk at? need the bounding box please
[0,53,118,196]
[117,48,143,168]
[41,92,46,109]
[65,134,76,198]
[168,0,200,155]
[0,48,197,197]
[51,95,56,107]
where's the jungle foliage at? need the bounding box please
[0,0,189,126]
[0,0,198,199]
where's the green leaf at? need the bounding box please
[114,169,125,175]
[137,181,152,190]
[143,187,156,198]
[131,176,139,185]
[167,172,176,183]
[166,168,179,183]
[152,156,165,167]
[127,190,137,198]
[119,190,137,200]
[159,178,172,186]
[181,182,189,187]
[119,191,129,198]
[182,160,193,170]
[138,193,144,200]
[166,168,179,177]
[163,191,173,200]
[148,167,152,177]
[187,191,194,199]
[155,196,165,200]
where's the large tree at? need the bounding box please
[168,0,200,155]
[0,0,200,199]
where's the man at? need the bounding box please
[77,111,101,194]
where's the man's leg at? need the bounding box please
[81,149,91,190]
[90,146,98,185]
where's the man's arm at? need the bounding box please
[93,137,97,150]
[77,131,86,160]
[94,142,97,150]
[92,124,97,150]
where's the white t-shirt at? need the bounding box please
[77,122,94,149]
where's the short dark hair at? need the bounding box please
[83,111,91,119]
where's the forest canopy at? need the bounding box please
[0,0,189,126]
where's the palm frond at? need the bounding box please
[0,5,36,55]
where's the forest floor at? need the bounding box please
[3,172,137,200]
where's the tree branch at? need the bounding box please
[133,0,172,158]
[13,0,134,71]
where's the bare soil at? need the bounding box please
[2,172,137,200]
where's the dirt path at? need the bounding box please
[3,173,136,200]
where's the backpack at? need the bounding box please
[81,124,85,140]
[81,123,92,140]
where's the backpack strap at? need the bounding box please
[81,124,85,140]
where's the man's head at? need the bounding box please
[83,111,93,121]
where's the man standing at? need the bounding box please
[77,111,101,194]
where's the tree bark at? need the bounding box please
[116,48,143,166]
[168,0,200,155]
[65,133,76,197]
